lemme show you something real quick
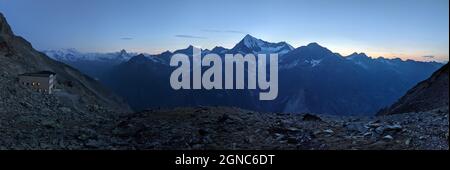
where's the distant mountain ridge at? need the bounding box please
[44,48,136,62]
[40,28,445,116]
[43,48,138,80]
[87,35,443,115]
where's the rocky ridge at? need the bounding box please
[379,63,449,115]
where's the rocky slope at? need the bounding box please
[108,106,448,150]
[1,13,131,149]
[0,13,130,113]
[379,63,449,115]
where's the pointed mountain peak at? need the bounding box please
[212,46,226,50]
[240,34,264,47]
[279,41,295,50]
[161,50,172,55]
[174,45,192,53]
[299,42,330,52]
[306,42,323,48]
[128,53,147,63]
[284,42,340,61]
[211,46,228,53]
[173,45,202,55]
[243,34,257,40]
[234,34,264,49]
[115,49,134,60]
[358,52,368,56]
[347,53,372,62]
[0,13,14,40]
[348,52,369,58]
[302,42,335,55]
[376,56,387,60]
[231,34,294,55]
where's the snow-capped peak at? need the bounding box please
[242,34,266,49]
[43,48,83,62]
[231,34,294,56]
[43,49,136,62]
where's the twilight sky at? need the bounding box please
[0,0,448,62]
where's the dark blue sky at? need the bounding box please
[0,0,448,62]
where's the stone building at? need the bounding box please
[19,71,56,94]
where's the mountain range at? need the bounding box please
[44,35,444,116]
[43,48,137,80]
[0,11,448,150]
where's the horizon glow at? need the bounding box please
[0,0,448,62]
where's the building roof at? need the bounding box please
[19,71,56,77]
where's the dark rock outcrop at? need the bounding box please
[378,63,449,115]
